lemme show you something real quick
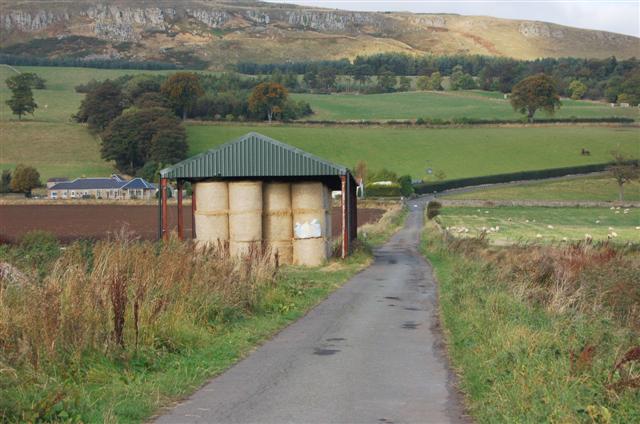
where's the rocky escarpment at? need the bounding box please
[1,1,637,64]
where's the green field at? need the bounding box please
[436,205,640,244]
[445,175,640,202]
[292,91,640,121]
[187,125,640,180]
[1,65,638,182]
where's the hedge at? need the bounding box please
[365,184,402,197]
[413,162,636,194]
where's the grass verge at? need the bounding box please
[422,222,640,423]
[0,205,406,423]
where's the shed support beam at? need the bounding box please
[341,175,348,258]
[191,182,197,240]
[177,180,184,240]
[161,178,168,241]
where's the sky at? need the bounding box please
[263,1,640,37]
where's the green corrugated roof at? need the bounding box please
[160,132,349,179]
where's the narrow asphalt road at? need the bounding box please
[156,198,468,424]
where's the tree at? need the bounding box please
[608,150,639,201]
[398,76,411,92]
[568,80,588,100]
[377,71,397,93]
[510,74,561,121]
[160,72,204,120]
[5,74,38,120]
[248,82,288,122]
[450,65,476,90]
[352,64,372,86]
[0,169,11,193]
[416,75,430,91]
[428,72,443,90]
[74,80,124,132]
[316,67,337,92]
[10,164,41,197]
[101,108,187,174]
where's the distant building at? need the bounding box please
[48,174,157,200]
[46,177,69,189]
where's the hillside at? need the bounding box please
[1,1,638,69]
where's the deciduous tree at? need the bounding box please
[74,80,124,132]
[5,73,39,120]
[608,150,639,201]
[248,82,288,122]
[568,80,588,100]
[101,108,187,174]
[10,164,41,197]
[160,72,204,120]
[510,74,561,121]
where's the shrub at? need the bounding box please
[426,201,442,220]
[397,175,414,197]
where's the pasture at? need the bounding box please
[436,205,640,244]
[187,124,640,180]
[292,91,640,121]
[444,175,640,202]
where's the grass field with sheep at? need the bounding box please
[436,205,640,244]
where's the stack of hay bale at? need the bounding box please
[193,182,229,248]
[263,182,293,265]
[228,181,263,256]
[193,180,331,266]
[292,182,331,267]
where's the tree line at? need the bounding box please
[238,54,640,103]
[72,72,311,178]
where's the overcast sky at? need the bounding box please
[263,1,640,37]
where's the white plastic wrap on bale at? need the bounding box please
[194,182,229,245]
[291,181,329,266]
[228,181,263,243]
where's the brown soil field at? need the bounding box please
[0,205,384,244]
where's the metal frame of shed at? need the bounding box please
[159,132,357,258]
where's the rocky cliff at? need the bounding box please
[1,1,638,67]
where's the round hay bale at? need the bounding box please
[293,238,327,267]
[229,181,262,211]
[292,182,325,210]
[195,212,229,243]
[263,212,293,240]
[195,181,228,210]
[194,182,229,243]
[267,240,293,265]
[229,181,263,242]
[264,182,291,211]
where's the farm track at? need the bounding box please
[0,205,384,244]
[155,197,469,423]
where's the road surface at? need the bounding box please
[156,198,468,424]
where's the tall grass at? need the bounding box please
[0,235,276,421]
[424,224,640,422]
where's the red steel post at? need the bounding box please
[177,180,184,240]
[191,181,197,239]
[161,178,168,241]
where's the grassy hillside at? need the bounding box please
[292,91,639,121]
[1,66,637,182]
[187,125,640,180]
[444,175,640,202]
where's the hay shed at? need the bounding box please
[158,132,357,265]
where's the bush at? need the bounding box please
[365,183,402,197]
[426,201,442,220]
[18,230,61,277]
[398,175,414,197]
